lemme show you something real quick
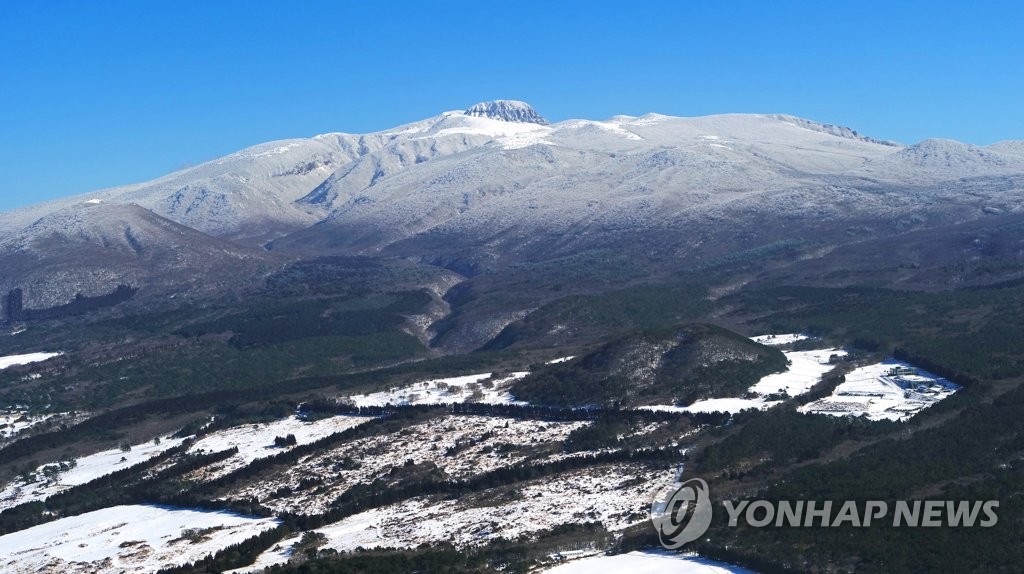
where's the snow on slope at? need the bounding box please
[748,348,846,396]
[543,550,755,574]
[345,371,529,407]
[0,410,62,441]
[280,109,920,256]
[324,463,661,547]
[0,352,62,370]
[856,138,1024,183]
[464,100,549,124]
[233,415,589,516]
[0,504,278,574]
[231,464,665,571]
[643,341,846,414]
[0,135,384,241]
[186,415,373,481]
[0,201,271,310]
[800,360,960,421]
[0,436,187,511]
[750,333,810,346]
[4,100,1023,262]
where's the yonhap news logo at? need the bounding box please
[649,477,714,548]
[650,475,999,549]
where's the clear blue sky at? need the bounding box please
[1,0,1022,211]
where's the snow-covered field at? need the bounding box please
[0,435,186,511]
[234,415,589,515]
[0,410,64,440]
[643,344,847,415]
[0,352,62,370]
[748,348,846,397]
[322,463,662,547]
[186,415,374,481]
[0,504,279,574]
[750,333,810,346]
[543,550,754,573]
[232,464,667,572]
[800,360,960,421]
[678,397,773,414]
[344,372,529,407]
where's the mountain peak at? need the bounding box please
[464,100,548,125]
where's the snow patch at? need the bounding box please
[642,346,846,415]
[543,549,754,573]
[0,352,62,370]
[0,435,187,511]
[750,333,810,346]
[346,372,530,407]
[0,504,279,574]
[187,415,374,481]
[263,464,665,552]
[233,415,588,516]
[800,360,960,421]
[0,410,67,441]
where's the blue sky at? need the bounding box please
[1,0,1021,211]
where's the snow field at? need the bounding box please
[232,415,590,515]
[750,333,811,346]
[0,435,187,511]
[0,410,64,440]
[0,352,62,370]
[542,549,755,573]
[800,360,960,421]
[232,464,669,572]
[748,348,847,397]
[641,343,847,415]
[185,415,375,481]
[315,463,666,548]
[0,504,279,574]
[345,371,529,407]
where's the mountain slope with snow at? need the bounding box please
[2,101,1023,307]
[0,202,271,308]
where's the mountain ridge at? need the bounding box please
[2,103,1024,316]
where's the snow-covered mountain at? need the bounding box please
[0,202,270,309]
[0,135,390,242]
[281,110,1024,261]
[464,100,549,124]
[2,100,1024,308]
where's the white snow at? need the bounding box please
[346,372,530,407]
[679,397,772,414]
[642,344,847,415]
[750,333,811,346]
[748,348,847,397]
[0,436,186,511]
[238,463,664,566]
[83,199,103,204]
[0,352,62,370]
[225,510,394,573]
[186,415,374,481]
[546,355,576,364]
[233,415,589,516]
[0,504,279,574]
[319,463,662,547]
[0,410,74,441]
[412,114,554,150]
[562,119,643,141]
[543,550,754,573]
[800,360,960,421]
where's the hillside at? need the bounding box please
[511,324,788,407]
